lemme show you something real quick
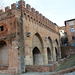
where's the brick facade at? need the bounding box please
[60,19,75,45]
[0,0,61,74]
[61,46,75,58]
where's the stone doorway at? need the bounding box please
[33,47,43,65]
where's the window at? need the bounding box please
[0,26,4,31]
[71,28,74,33]
[69,21,74,26]
[72,36,75,40]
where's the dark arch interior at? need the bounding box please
[47,47,51,64]
[33,47,40,54]
[33,47,43,65]
[0,41,8,67]
[55,47,58,61]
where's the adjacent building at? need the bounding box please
[60,19,75,46]
[59,26,68,46]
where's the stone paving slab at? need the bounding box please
[21,72,52,75]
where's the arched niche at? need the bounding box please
[47,47,51,64]
[32,33,43,53]
[0,40,8,67]
[33,47,43,65]
[55,39,59,61]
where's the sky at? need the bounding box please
[0,0,75,27]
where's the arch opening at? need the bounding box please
[0,41,8,67]
[32,33,43,51]
[55,47,58,61]
[33,47,43,65]
[47,47,51,64]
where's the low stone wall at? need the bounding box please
[26,65,50,72]
[26,58,66,72]
[0,58,66,74]
[61,46,75,58]
[0,69,17,74]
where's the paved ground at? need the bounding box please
[21,72,52,75]
[0,72,53,75]
[64,72,75,75]
[0,72,75,75]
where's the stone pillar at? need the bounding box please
[53,46,56,61]
[58,44,61,58]
[52,42,56,61]
[25,47,33,65]
[43,47,48,65]
[51,50,54,62]
[8,40,19,73]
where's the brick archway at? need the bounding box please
[0,40,8,67]
[32,33,43,65]
[55,47,58,61]
[32,33,43,53]
[47,37,53,63]
[47,47,51,64]
[33,47,43,65]
[55,39,59,61]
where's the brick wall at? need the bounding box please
[61,46,75,58]
[26,65,52,72]
[26,59,66,72]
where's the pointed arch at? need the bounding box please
[55,39,59,46]
[55,39,59,61]
[47,37,53,63]
[47,37,53,49]
[32,32,43,52]
[33,47,43,65]
[47,47,51,64]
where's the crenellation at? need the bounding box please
[44,17,46,25]
[0,9,4,14]
[26,4,31,11]
[47,19,49,25]
[39,14,42,23]
[11,3,16,9]
[48,20,50,25]
[41,15,43,24]
[18,0,25,9]
[31,8,36,19]
[5,6,10,12]
[35,11,39,22]
[25,4,31,17]
[42,16,45,25]
[45,18,47,25]
[31,8,35,13]
[49,20,51,26]
[0,0,59,33]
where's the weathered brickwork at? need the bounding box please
[61,46,75,58]
[0,0,61,74]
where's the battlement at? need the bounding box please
[0,0,59,33]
